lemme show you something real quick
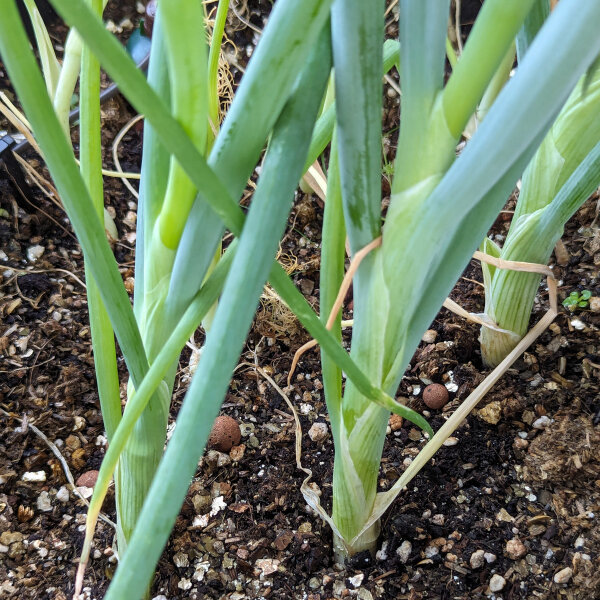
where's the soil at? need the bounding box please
[1,2,600,600]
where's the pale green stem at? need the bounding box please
[442,0,535,138]
[54,30,82,140]
[80,0,121,442]
[207,0,229,143]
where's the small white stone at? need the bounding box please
[484,552,497,563]
[27,245,45,262]
[22,471,46,482]
[431,514,445,525]
[422,329,437,343]
[56,486,70,503]
[308,422,328,443]
[209,496,226,516]
[173,552,189,568]
[300,403,313,414]
[193,560,210,581]
[532,416,553,429]
[396,540,412,563]
[469,549,485,569]
[570,319,585,331]
[489,574,506,592]
[574,536,585,549]
[443,437,459,447]
[177,577,192,591]
[77,486,94,499]
[348,573,364,588]
[424,545,439,558]
[37,491,52,512]
[376,541,388,561]
[554,567,573,584]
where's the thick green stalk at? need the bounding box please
[82,244,236,569]
[481,70,600,366]
[303,39,400,174]
[105,29,333,598]
[120,0,210,557]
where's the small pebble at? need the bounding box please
[22,471,46,482]
[443,437,458,447]
[396,540,411,563]
[27,245,45,262]
[348,573,364,588]
[308,422,328,443]
[532,415,553,429]
[513,437,529,450]
[489,574,506,592]
[308,577,320,590]
[421,329,437,343]
[423,384,449,409]
[376,541,388,561]
[37,491,52,512]
[506,538,527,560]
[470,549,485,569]
[56,486,70,503]
[484,552,497,563]
[553,567,573,584]
[177,577,192,591]
[570,318,585,331]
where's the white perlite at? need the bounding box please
[22,471,46,482]
[56,486,70,503]
[469,549,485,569]
[396,540,412,564]
[27,245,45,262]
[554,567,573,584]
[489,574,506,592]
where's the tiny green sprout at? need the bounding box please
[562,289,592,311]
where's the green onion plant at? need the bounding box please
[479,2,600,367]
[1,0,600,598]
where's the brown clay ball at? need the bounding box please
[76,470,99,488]
[423,384,449,410]
[208,415,241,452]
